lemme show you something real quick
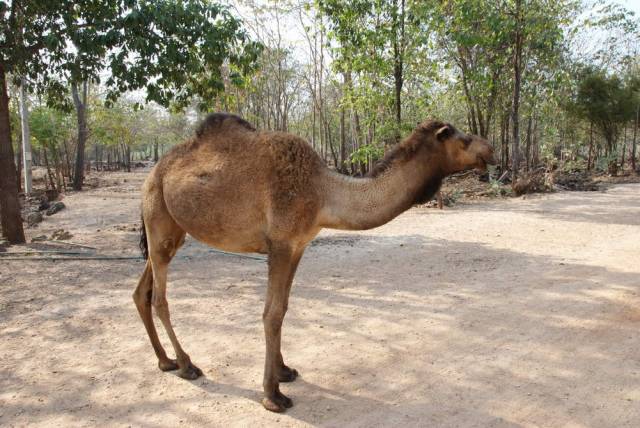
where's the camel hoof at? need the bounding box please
[178,362,203,380]
[262,391,293,412]
[158,359,179,372]
[279,366,299,382]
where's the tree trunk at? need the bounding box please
[392,0,405,138]
[587,121,594,170]
[340,105,346,173]
[71,81,88,190]
[43,146,57,191]
[532,120,539,167]
[63,139,73,177]
[15,126,22,193]
[525,116,532,171]
[55,146,66,190]
[511,0,523,179]
[0,64,26,243]
[632,104,638,173]
[125,144,131,172]
[621,126,627,172]
[500,112,509,173]
[153,138,159,162]
[19,78,32,194]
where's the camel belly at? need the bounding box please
[162,169,270,254]
[187,227,269,254]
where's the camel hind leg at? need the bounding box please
[132,261,178,371]
[136,204,202,380]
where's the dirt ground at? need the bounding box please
[1,171,639,428]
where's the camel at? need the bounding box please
[133,113,495,412]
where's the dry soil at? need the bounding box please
[1,172,639,427]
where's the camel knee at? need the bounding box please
[148,237,180,265]
[152,296,170,315]
[133,287,152,306]
[263,307,286,333]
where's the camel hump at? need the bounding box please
[195,113,256,138]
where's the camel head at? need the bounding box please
[424,121,496,174]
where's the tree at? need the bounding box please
[425,0,511,138]
[0,0,260,244]
[569,68,636,171]
[30,106,73,191]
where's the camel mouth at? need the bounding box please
[475,152,496,172]
[475,158,487,172]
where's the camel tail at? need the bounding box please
[139,215,149,260]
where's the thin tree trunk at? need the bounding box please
[392,0,405,138]
[500,112,510,173]
[43,146,56,191]
[587,121,594,170]
[153,138,159,162]
[0,64,26,243]
[54,147,65,190]
[19,79,32,194]
[621,126,627,172]
[340,104,346,173]
[125,144,131,172]
[632,104,638,173]
[532,119,539,167]
[63,139,72,177]
[72,81,88,190]
[354,110,363,175]
[525,116,533,171]
[15,126,22,193]
[511,0,523,179]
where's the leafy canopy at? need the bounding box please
[1,0,262,110]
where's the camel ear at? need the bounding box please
[435,125,454,142]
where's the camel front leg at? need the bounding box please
[262,243,300,412]
[276,248,303,383]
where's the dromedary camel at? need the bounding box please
[134,113,495,412]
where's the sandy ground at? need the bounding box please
[1,171,639,428]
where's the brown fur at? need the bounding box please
[134,114,495,413]
[195,112,256,137]
[368,120,446,178]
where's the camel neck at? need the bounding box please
[318,157,443,231]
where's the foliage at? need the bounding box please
[29,107,72,150]
[568,67,636,152]
[349,142,385,166]
[2,0,262,109]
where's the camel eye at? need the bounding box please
[462,137,472,148]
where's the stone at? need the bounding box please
[31,235,48,242]
[51,229,73,240]
[26,211,43,227]
[46,201,66,216]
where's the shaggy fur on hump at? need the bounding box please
[367,120,447,178]
[195,112,256,138]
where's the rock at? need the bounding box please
[26,211,43,227]
[38,199,50,211]
[51,229,73,241]
[46,201,66,216]
[31,235,48,242]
